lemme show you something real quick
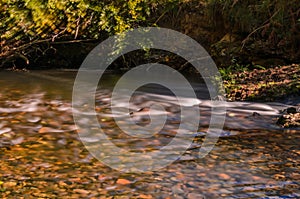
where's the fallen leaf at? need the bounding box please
[139,194,153,199]
[38,127,64,133]
[2,181,17,188]
[74,189,90,195]
[116,179,131,185]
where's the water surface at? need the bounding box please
[0,70,299,198]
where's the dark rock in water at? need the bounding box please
[277,106,300,128]
[287,107,297,114]
[276,115,288,126]
[252,112,261,117]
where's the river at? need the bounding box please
[0,70,299,198]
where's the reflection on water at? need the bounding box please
[0,70,299,198]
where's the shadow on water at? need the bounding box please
[0,70,299,198]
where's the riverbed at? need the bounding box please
[0,70,299,198]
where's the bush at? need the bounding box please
[0,0,178,67]
[207,0,300,48]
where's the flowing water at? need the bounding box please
[0,70,299,198]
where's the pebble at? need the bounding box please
[0,127,11,135]
[74,189,90,195]
[116,179,132,185]
[2,181,17,188]
[171,185,185,194]
[105,186,117,191]
[27,116,41,123]
[187,193,206,199]
[218,173,231,180]
[38,127,65,133]
[11,137,24,145]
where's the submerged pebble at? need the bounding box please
[0,127,11,135]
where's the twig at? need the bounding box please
[241,9,281,50]
[0,52,29,67]
[52,27,67,42]
[153,10,167,25]
[74,16,81,39]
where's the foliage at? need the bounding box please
[219,58,265,81]
[0,0,177,40]
[207,0,300,47]
[0,0,178,67]
[0,0,299,69]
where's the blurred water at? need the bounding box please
[0,70,299,198]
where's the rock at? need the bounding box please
[276,115,286,126]
[27,116,41,123]
[252,112,261,117]
[187,193,206,199]
[218,173,231,180]
[277,106,300,128]
[0,127,11,135]
[287,107,297,114]
[11,137,24,145]
[171,185,185,194]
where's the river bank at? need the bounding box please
[222,63,300,128]
[222,63,300,103]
